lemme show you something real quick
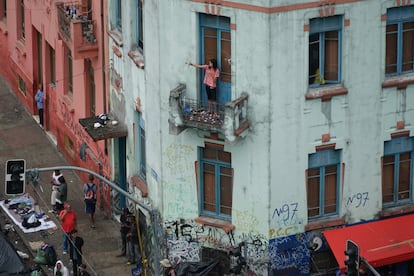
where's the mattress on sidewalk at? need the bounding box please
[0,195,57,234]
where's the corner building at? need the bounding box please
[107,0,414,275]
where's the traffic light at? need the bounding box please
[5,159,26,195]
[344,240,360,276]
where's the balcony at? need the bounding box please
[57,2,98,60]
[169,84,250,143]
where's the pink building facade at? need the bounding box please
[0,0,114,215]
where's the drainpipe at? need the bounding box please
[100,0,108,155]
[100,0,107,115]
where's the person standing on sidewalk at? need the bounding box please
[59,203,77,255]
[50,170,63,213]
[69,229,84,276]
[117,207,131,257]
[56,176,68,212]
[126,215,141,265]
[83,174,97,229]
[34,83,44,127]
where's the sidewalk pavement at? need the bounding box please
[0,76,134,275]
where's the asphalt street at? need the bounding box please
[0,76,135,275]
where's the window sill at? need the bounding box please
[130,175,148,197]
[108,29,123,47]
[306,85,348,101]
[194,216,235,233]
[382,74,414,90]
[305,217,345,231]
[128,49,145,69]
[379,204,414,218]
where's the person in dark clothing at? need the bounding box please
[56,176,67,212]
[78,264,90,276]
[69,229,84,276]
[126,215,141,265]
[117,207,131,257]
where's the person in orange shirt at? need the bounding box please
[189,59,220,112]
[58,203,77,255]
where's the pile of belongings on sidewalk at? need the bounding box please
[33,242,57,267]
[4,197,47,229]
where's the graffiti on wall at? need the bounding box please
[269,233,311,275]
[233,209,260,233]
[164,144,195,180]
[164,219,235,250]
[163,185,198,218]
[164,219,269,274]
[272,202,299,225]
[237,232,269,275]
[270,202,303,239]
[60,100,88,142]
[168,239,201,264]
[346,192,369,208]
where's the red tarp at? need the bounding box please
[324,214,414,272]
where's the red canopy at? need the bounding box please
[324,214,414,272]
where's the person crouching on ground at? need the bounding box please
[54,260,69,276]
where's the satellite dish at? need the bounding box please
[312,237,323,251]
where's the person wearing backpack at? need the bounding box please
[83,174,97,229]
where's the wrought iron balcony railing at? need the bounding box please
[57,1,98,59]
[169,84,250,143]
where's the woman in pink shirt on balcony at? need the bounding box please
[189,59,220,112]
